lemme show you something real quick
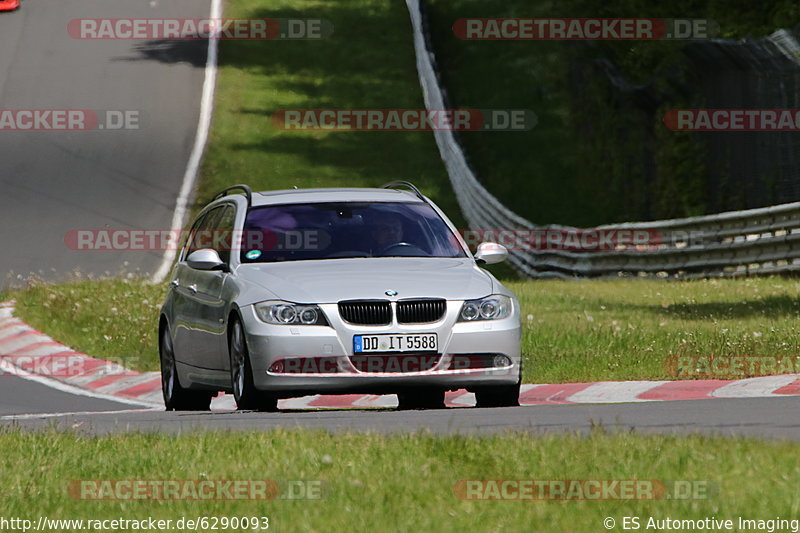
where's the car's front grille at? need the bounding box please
[338,300,392,326]
[397,299,446,324]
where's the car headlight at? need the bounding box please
[254,301,329,326]
[458,295,512,321]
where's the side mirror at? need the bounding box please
[474,242,508,265]
[187,249,229,272]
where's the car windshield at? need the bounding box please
[239,201,467,263]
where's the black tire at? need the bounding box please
[397,388,446,410]
[229,318,278,412]
[160,325,212,411]
[474,384,520,407]
[474,363,522,408]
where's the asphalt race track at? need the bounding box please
[0,0,209,281]
[2,1,800,440]
[0,371,139,416]
[3,397,800,439]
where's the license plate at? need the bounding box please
[353,333,438,353]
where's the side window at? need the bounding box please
[182,212,209,260]
[185,207,223,258]
[215,206,236,264]
[182,205,236,263]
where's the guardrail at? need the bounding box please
[405,0,800,279]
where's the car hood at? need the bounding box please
[235,257,494,305]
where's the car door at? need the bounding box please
[171,210,210,368]
[189,204,236,371]
[174,206,228,370]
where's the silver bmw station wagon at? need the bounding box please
[159,182,522,411]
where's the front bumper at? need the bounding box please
[239,300,521,396]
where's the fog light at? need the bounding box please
[268,360,285,373]
[492,354,511,367]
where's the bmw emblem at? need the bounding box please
[385,290,398,296]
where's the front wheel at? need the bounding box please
[397,388,446,410]
[229,318,278,412]
[474,361,522,408]
[474,383,520,407]
[160,325,212,411]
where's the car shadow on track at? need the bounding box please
[117,39,208,68]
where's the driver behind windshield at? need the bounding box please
[369,214,404,255]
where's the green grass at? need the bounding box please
[11,278,163,372]
[9,277,800,384]
[512,277,800,383]
[198,0,462,226]
[1,428,799,532]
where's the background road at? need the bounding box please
[4,397,800,439]
[0,0,209,283]
[0,0,210,413]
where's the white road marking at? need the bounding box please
[0,334,52,354]
[151,0,223,283]
[567,380,670,403]
[353,394,399,408]
[447,392,474,407]
[0,409,159,421]
[279,395,319,409]
[210,393,237,410]
[711,375,800,398]
[0,325,33,343]
[2,344,68,357]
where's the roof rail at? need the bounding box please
[212,184,252,208]
[381,181,426,202]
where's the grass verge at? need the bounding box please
[198,0,462,225]
[0,428,798,532]
[511,276,800,383]
[11,278,163,372]
[8,277,800,383]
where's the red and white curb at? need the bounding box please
[3,301,800,410]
